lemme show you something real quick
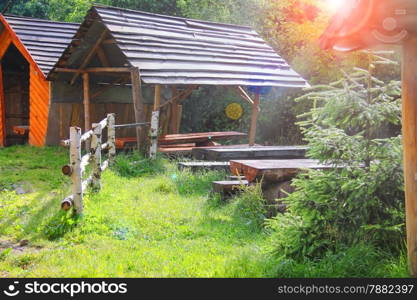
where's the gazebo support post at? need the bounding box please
[248,91,260,146]
[130,67,146,152]
[82,72,91,150]
[170,86,179,134]
[402,36,417,277]
[150,84,161,158]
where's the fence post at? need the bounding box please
[70,127,83,214]
[150,84,161,159]
[107,113,116,165]
[91,123,102,191]
[149,110,160,159]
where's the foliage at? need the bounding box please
[0,146,408,277]
[266,52,405,259]
[260,0,365,83]
[41,211,80,240]
[273,243,409,278]
[181,86,251,135]
[3,0,181,22]
[231,184,266,230]
[113,152,166,178]
[0,147,273,277]
[177,0,264,27]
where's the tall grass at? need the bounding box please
[0,147,409,277]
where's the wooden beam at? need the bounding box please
[177,105,183,133]
[170,86,179,134]
[56,67,131,73]
[402,36,417,277]
[231,86,254,105]
[91,75,130,99]
[96,47,110,67]
[248,92,260,146]
[70,29,108,85]
[158,85,198,109]
[130,67,146,151]
[154,85,162,111]
[102,39,116,44]
[0,35,11,58]
[83,73,91,150]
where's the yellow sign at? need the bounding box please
[225,103,243,120]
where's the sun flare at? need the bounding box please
[325,0,344,12]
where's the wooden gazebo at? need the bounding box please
[48,5,308,154]
[320,0,417,276]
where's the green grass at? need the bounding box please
[0,146,409,277]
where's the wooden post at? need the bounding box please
[402,37,417,277]
[170,86,179,134]
[70,127,83,214]
[0,63,4,147]
[107,113,116,165]
[177,105,183,133]
[91,123,102,191]
[150,85,161,158]
[83,72,91,150]
[248,91,260,146]
[130,67,146,151]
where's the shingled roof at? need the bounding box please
[3,14,79,75]
[51,5,308,88]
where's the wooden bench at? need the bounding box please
[12,125,29,136]
[229,159,335,183]
[192,145,308,161]
[212,180,249,199]
[159,131,246,146]
[115,131,246,151]
[178,161,230,172]
[229,159,338,203]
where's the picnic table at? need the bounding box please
[228,159,338,202]
[192,145,308,161]
[159,131,247,146]
[229,159,335,183]
[116,131,246,151]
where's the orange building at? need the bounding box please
[0,14,78,146]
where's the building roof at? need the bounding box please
[51,5,308,88]
[3,14,79,75]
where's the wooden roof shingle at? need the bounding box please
[4,14,79,75]
[51,5,309,88]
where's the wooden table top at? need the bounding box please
[192,145,308,161]
[159,131,246,145]
[230,159,336,183]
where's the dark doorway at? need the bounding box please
[1,44,29,146]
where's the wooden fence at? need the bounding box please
[60,113,116,214]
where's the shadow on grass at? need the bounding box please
[40,210,81,240]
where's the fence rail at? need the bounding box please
[61,113,116,214]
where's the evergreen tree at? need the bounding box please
[266,52,405,258]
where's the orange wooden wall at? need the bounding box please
[29,66,49,146]
[0,15,50,146]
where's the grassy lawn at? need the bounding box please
[0,146,274,277]
[0,146,409,277]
